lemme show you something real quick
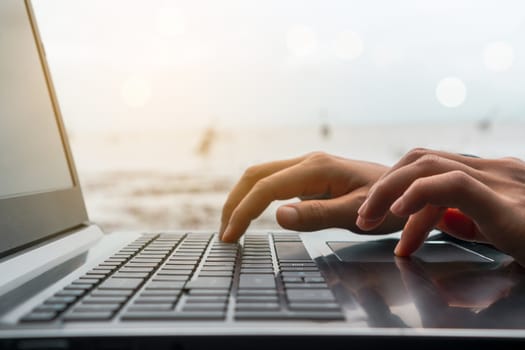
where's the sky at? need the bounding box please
[31,0,525,132]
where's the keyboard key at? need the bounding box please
[236,295,279,303]
[281,271,322,278]
[274,242,311,261]
[63,311,114,322]
[64,284,93,291]
[126,304,174,312]
[74,278,100,285]
[239,274,276,289]
[71,303,121,313]
[133,296,178,304]
[90,290,134,297]
[20,312,57,323]
[240,268,274,274]
[98,278,143,290]
[113,272,150,279]
[241,263,273,269]
[121,311,225,320]
[55,289,86,297]
[33,304,68,313]
[82,296,128,304]
[185,277,232,289]
[185,295,228,303]
[288,302,341,311]
[237,289,278,296]
[188,289,230,296]
[198,271,233,277]
[152,275,189,281]
[45,296,77,305]
[144,281,185,290]
[235,310,343,320]
[235,302,280,311]
[286,289,336,303]
[182,302,226,311]
[118,267,154,273]
[139,290,181,297]
[284,282,329,289]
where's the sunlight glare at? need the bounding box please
[155,6,186,38]
[121,76,153,108]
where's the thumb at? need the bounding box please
[276,198,350,231]
[276,202,329,231]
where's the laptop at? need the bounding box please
[2,1,525,348]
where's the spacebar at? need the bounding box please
[274,242,311,261]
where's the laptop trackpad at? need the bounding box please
[328,239,492,263]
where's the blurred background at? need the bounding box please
[31,0,525,233]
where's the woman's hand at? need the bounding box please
[356,148,525,267]
[220,152,405,242]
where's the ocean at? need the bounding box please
[68,121,525,233]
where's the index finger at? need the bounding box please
[377,148,482,186]
[358,155,482,227]
[221,158,343,242]
[219,155,308,237]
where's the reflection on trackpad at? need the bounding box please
[328,239,492,263]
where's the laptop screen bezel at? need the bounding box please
[0,0,89,259]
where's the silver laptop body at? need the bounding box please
[1,1,525,348]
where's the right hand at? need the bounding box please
[219,152,406,242]
[356,148,525,267]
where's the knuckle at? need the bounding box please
[373,177,388,193]
[415,154,442,168]
[251,177,274,198]
[305,151,333,165]
[403,147,430,163]
[499,157,525,183]
[306,201,326,227]
[304,152,339,175]
[446,170,472,190]
[242,164,264,183]
[409,176,428,192]
[500,156,525,169]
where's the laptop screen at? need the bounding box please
[0,1,73,200]
[0,0,88,257]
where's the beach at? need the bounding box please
[68,121,525,233]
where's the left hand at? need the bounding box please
[220,152,405,242]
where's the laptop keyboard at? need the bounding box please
[19,233,344,323]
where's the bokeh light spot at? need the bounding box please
[334,30,363,61]
[483,41,514,72]
[436,77,467,108]
[286,25,318,57]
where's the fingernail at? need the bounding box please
[390,197,404,215]
[356,216,364,229]
[221,226,233,242]
[279,206,299,225]
[356,215,382,230]
[357,198,369,216]
[393,242,402,256]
